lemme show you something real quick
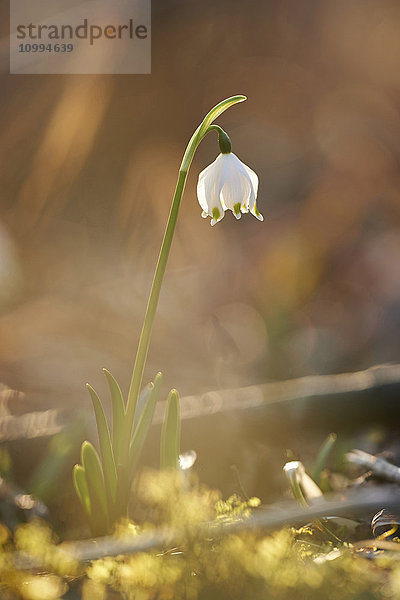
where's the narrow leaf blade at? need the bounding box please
[103,369,126,462]
[86,383,117,506]
[129,373,162,478]
[73,464,91,519]
[312,433,337,485]
[81,441,109,535]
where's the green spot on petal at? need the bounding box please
[233,203,241,216]
[212,207,221,221]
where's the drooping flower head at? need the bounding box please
[196,124,262,225]
[197,152,263,225]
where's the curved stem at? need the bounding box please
[207,125,232,154]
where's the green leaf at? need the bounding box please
[129,373,162,479]
[73,464,91,519]
[312,433,337,485]
[81,441,109,536]
[198,95,247,138]
[86,384,118,509]
[160,389,181,471]
[103,369,125,463]
[73,463,102,536]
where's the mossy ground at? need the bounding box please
[1,470,399,600]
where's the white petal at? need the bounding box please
[197,163,216,214]
[250,203,264,221]
[221,174,251,214]
[238,162,262,220]
[230,155,259,214]
[241,161,259,197]
[197,177,210,214]
[197,156,225,218]
[232,156,262,221]
[210,209,224,225]
[218,154,251,217]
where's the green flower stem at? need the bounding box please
[124,169,187,432]
[120,95,247,475]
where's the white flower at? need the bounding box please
[197,152,263,226]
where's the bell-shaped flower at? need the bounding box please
[197,152,263,225]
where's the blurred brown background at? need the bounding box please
[1,0,400,417]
